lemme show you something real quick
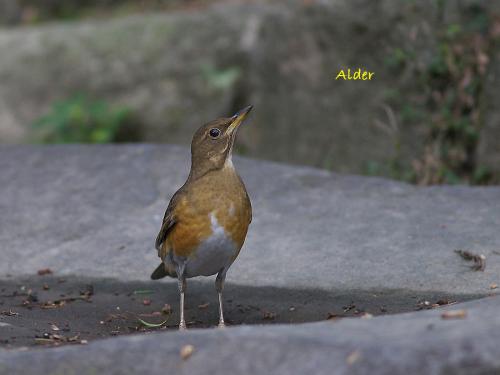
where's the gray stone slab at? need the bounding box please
[0,145,500,374]
[1,145,499,293]
[1,297,500,375]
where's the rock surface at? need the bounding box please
[0,145,500,373]
[2,297,500,375]
[0,0,499,175]
[1,144,500,291]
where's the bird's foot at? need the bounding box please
[179,321,187,331]
[218,321,226,329]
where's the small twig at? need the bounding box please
[40,295,92,309]
[455,249,486,271]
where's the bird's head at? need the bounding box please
[189,105,253,178]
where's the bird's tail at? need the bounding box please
[150,262,177,280]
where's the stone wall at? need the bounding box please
[0,0,498,175]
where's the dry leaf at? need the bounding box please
[50,324,60,331]
[343,303,356,313]
[162,304,172,314]
[1,310,19,317]
[346,350,361,365]
[441,310,467,319]
[180,344,194,360]
[262,311,276,320]
[34,338,54,345]
[198,303,210,309]
[455,250,486,271]
[327,313,340,321]
[490,283,498,290]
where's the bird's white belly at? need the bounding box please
[181,213,238,278]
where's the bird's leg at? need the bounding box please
[177,272,187,331]
[215,270,227,328]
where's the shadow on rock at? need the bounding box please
[0,275,488,348]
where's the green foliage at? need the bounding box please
[384,48,411,69]
[201,64,241,91]
[446,23,462,38]
[364,160,415,183]
[32,95,132,143]
[400,105,424,123]
[380,2,497,185]
[6,1,210,25]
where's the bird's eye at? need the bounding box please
[209,128,221,138]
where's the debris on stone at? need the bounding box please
[20,289,39,307]
[326,313,340,321]
[138,311,162,318]
[432,299,457,308]
[343,303,356,313]
[455,249,486,271]
[346,350,361,365]
[161,304,172,315]
[137,318,168,328]
[41,300,66,309]
[50,324,60,331]
[133,290,154,295]
[106,313,125,322]
[1,310,19,317]
[490,283,498,290]
[25,290,38,302]
[34,338,55,345]
[40,293,92,309]
[180,344,195,360]
[80,284,94,298]
[37,269,53,276]
[417,299,456,310]
[34,333,82,346]
[416,300,431,310]
[142,299,151,306]
[198,302,210,309]
[441,310,467,320]
[262,310,276,320]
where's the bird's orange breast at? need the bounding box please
[167,197,212,258]
[164,168,251,259]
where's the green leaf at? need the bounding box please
[31,94,132,144]
[138,318,168,328]
[133,290,154,295]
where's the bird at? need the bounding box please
[151,106,253,330]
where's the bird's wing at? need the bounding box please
[155,189,184,252]
[155,209,175,252]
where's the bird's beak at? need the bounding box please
[228,105,253,133]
